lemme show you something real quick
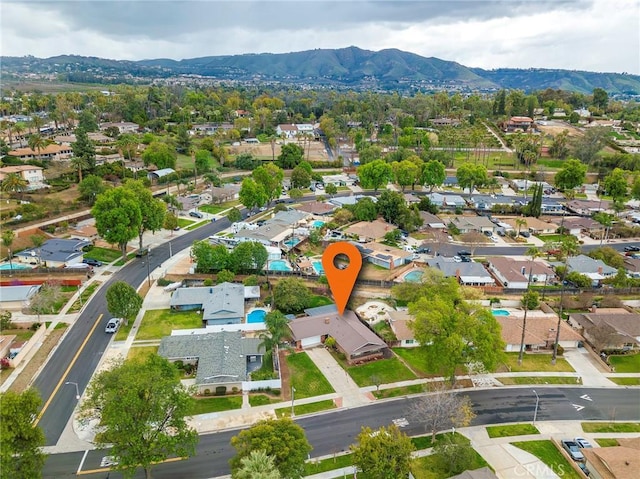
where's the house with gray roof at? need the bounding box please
[566,254,617,286]
[288,310,387,364]
[147,168,176,182]
[0,285,41,311]
[169,282,259,326]
[158,331,264,394]
[451,215,495,234]
[426,257,495,286]
[328,195,377,208]
[14,238,90,268]
[568,309,640,352]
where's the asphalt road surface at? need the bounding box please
[43,387,640,478]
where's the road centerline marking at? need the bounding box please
[35,313,103,425]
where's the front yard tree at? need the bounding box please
[554,159,587,194]
[0,389,46,479]
[456,163,487,193]
[350,425,415,479]
[79,355,197,479]
[273,278,312,313]
[230,418,312,479]
[124,180,167,250]
[392,159,419,191]
[192,241,229,272]
[163,211,178,232]
[227,207,242,223]
[277,143,304,169]
[105,281,143,326]
[603,168,628,202]
[291,165,311,189]
[433,434,476,476]
[352,197,378,221]
[357,159,392,191]
[93,187,142,259]
[239,177,268,210]
[141,141,177,170]
[324,183,338,196]
[29,282,62,320]
[421,159,446,191]
[253,164,284,203]
[78,175,106,205]
[194,149,213,173]
[409,387,476,441]
[233,450,281,479]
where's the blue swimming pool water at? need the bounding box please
[312,220,325,228]
[403,270,424,282]
[284,237,301,248]
[312,261,324,275]
[492,309,511,316]
[268,260,292,271]
[0,263,32,270]
[247,309,267,323]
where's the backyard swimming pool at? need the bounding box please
[0,263,33,270]
[284,237,302,248]
[492,309,511,316]
[247,309,267,323]
[312,260,324,275]
[312,220,325,228]
[268,260,292,271]
[403,270,424,282]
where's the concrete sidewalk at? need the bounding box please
[562,348,616,387]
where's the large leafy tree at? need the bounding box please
[290,165,311,189]
[273,278,312,314]
[0,389,46,479]
[78,175,106,205]
[239,177,268,210]
[350,425,414,479]
[92,186,142,259]
[192,241,230,272]
[456,163,487,193]
[391,159,419,191]
[376,190,405,224]
[554,158,587,194]
[71,128,96,182]
[603,168,628,202]
[357,159,392,191]
[105,281,143,326]
[141,141,177,170]
[123,180,167,250]
[230,418,312,479]
[421,159,446,191]
[276,143,304,169]
[253,164,284,203]
[352,197,378,221]
[194,149,213,173]
[79,355,197,479]
[229,241,268,274]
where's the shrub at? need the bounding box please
[30,322,41,331]
[156,278,171,287]
[556,345,564,356]
[203,279,213,286]
[203,389,211,396]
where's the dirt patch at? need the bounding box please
[279,349,292,401]
[537,123,583,138]
[6,327,67,392]
[229,140,329,162]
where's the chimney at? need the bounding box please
[598,266,603,274]
[324,318,330,324]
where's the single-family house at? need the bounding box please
[568,309,640,352]
[487,257,555,289]
[426,192,445,207]
[387,310,419,347]
[99,121,139,133]
[426,257,495,287]
[451,216,495,234]
[207,184,241,203]
[554,217,603,237]
[288,309,387,364]
[329,195,377,208]
[0,165,46,190]
[566,254,617,285]
[503,116,534,132]
[497,315,582,352]
[322,174,357,187]
[443,176,459,187]
[95,153,124,166]
[419,211,446,230]
[169,282,260,326]
[14,238,90,268]
[565,199,611,216]
[345,219,397,242]
[470,195,516,212]
[582,437,640,479]
[503,217,556,235]
[158,331,264,394]
[623,257,640,278]
[0,285,41,311]
[295,201,336,216]
[71,224,99,242]
[431,118,461,127]
[352,242,413,270]
[403,193,420,205]
[8,144,73,161]
[276,124,298,139]
[540,202,564,214]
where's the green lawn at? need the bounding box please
[127,346,159,362]
[609,354,640,373]
[393,348,457,377]
[537,158,566,169]
[199,204,228,215]
[581,422,640,433]
[276,399,336,417]
[337,355,417,387]
[187,395,243,415]
[501,353,574,373]
[248,394,281,407]
[0,329,35,342]
[307,295,334,308]
[177,218,195,228]
[185,220,208,231]
[113,252,136,266]
[511,440,582,479]
[83,247,121,263]
[286,352,335,398]
[373,384,426,399]
[67,282,102,314]
[487,424,540,438]
[595,438,619,447]
[304,453,353,476]
[536,234,573,243]
[498,377,580,385]
[136,310,203,340]
[411,445,490,479]
[608,377,640,386]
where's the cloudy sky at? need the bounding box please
[2,0,639,74]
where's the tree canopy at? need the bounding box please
[350,425,414,479]
[554,159,587,192]
[105,281,143,325]
[141,141,177,170]
[357,159,392,191]
[79,355,197,479]
[273,278,312,313]
[92,186,143,259]
[123,180,167,249]
[276,143,304,169]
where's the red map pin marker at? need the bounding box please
[322,242,362,315]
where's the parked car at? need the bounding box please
[105,318,122,334]
[82,258,103,267]
[135,247,149,257]
[578,462,590,476]
[483,230,493,237]
[457,250,471,256]
[460,256,472,262]
[561,440,585,461]
[520,231,531,238]
[189,211,204,219]
[452,256,463,263]
[415,246,431,254]
[574,437,593,449]
[624,246,640,252]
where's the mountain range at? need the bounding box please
[2,46,639,94]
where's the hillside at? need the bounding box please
[2,47,639,93]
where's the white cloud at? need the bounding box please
[1,0,638,73]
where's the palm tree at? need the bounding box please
[1,230,16,271]
[27,133,47,162]
[235,450,281,479]
[1,172,28,199]
[515,218,527,237]
[551,237,581,365]
[70,155,90,182]
[12,122,26,147]
[518,246,540,365]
